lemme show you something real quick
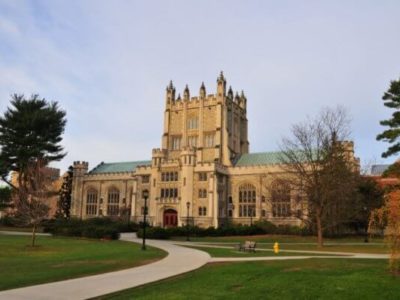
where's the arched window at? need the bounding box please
[271,181,291,217]
[107,187,120,216]
[238,184,256,217]
[86,189,98,216]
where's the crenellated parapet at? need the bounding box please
[165,72,246,112]
[152,148,167,167]
[72,161,89,176]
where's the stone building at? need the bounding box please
[70,72,358,228]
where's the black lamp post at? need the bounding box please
[142,189,149,250]
[250,206,253,226]
[186,201,190,241]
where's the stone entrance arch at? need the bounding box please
[163,209,178,227]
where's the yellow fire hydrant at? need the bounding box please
[273,242,279,254]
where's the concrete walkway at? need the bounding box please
[0,233,211,300]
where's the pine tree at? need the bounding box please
[377,78,400,158]
[0,94,66,190]
[57,166,73,219]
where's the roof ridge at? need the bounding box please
[101,160,151,165]
[240,150,283,155]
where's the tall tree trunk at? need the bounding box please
[31,224,36,247]
[316,213,323,248]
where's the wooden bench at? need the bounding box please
[236,241,257,252]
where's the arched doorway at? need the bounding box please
[163,209,178,227]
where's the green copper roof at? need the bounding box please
[89,160,151,174]
[234,152,283,166]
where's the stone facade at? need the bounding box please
[70,72,359,228]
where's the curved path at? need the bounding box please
[0,233,211,300]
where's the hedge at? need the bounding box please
[136,221,312,240]
[41,217,140,240]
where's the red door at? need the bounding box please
[164,209,178,227]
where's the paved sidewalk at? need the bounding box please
[0,233,211,300]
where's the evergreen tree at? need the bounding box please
[57,166,73,219]
[0,94,66,191]
[0,94,66,245]
[377,78,400,158]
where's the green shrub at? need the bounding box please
[82,225,120,240]
[137,227,171,239]
[42,217,122,240]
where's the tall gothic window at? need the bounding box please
[187,117,199,130]
[171,136,181,150]
[238,183,256,217]
[271,181,291,217]
[86,189,98,216]
[107,187,120,216]
[188,135,198,147]
[204,133,215,148]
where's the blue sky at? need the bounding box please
[0,0,399,173]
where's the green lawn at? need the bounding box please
[173,235,388,254]
[184,245,347,257]
[258,243,389,254]
[0,234,167,291]
[0,226,43,233]
[172,235,383,244]
[97,259,400,300]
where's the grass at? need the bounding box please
[0,226,43,233]
[184,245,347,257]
[172,234,384,244]
[258,243,389,254]
[96,259,400,300]
[0,234,167,291]
[173,235,388,254]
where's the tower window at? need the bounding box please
[161,172,178,182]
[204,133,215,148]
[188,135,198,147]
[198,172,207,181]
[198,189,207,198]
[171,136,181,150]
[187,118,199,129]
[198,206,207,216]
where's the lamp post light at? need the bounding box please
[186,201,190,241]
[142,189,149,250]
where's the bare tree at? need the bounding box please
[278,106,359,247]
[13,159,54,246]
